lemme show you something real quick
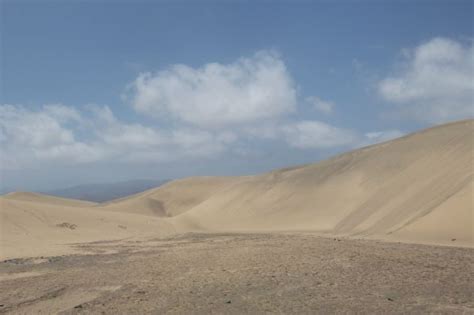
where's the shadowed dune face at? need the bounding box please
[0,120,473,259]
[99,176,246,217]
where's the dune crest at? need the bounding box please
[3,192,97,207]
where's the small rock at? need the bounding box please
[74,304,83,309]
[225,300,232,304]
[56,222,77,230]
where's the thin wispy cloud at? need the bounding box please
[306,96,334,115]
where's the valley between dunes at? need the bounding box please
[1,119,473,260]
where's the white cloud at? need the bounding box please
[0,104,237,169]
[43,104,83,123]
[1,50,414,171]
[170,129,236,158]
[0,103,404,170]
[0,104,101,169]
[126,50,297,128]
[89,106,166,149]
[281,121,358,149]
[280,121,404,150]
[378,37,474,123]
[306,96,334,114]
[242,121,283,140]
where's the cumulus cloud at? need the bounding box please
[123,51,387,152]
[126,50,297,128]
[378,37,474,123]
[0,103,403,170]
[1,50,411,171]
[0,104,236,169]
[43,104,83,123]
[306,96,334,114]
[0,104,101,169]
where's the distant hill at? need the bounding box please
[44,179,169,202]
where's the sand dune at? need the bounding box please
[0,196,175,259]
[1,119,472,259]
[100,176,246,217]
[172,120,473,246]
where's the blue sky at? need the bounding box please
[1,0,473,191]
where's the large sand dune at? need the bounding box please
[103,120,474,245]
[171,120,473,246]
[1,119,473,259]
[171,120,474,245]
[96,119,473,246]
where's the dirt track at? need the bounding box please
[1,233,473,314]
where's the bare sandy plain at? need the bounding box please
[0,119,473,313]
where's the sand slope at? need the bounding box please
[168,119,473,246]
[99,176,246,217]
[2,192,97,207]
[1,120,473,259]
[0,196,175,259]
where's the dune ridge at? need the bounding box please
[1,119,472,259]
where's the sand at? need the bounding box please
[0,119,473,313]
[0,197,176,259]
[172,119,473,247]
[0,233,472,314]
[1,120,473,261]
[99,176,246,217]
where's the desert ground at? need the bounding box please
[1,233,473,314]
[0,119,473,313]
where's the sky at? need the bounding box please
[1,0,473,192]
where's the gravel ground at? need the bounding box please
[0,233,473,314]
